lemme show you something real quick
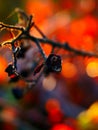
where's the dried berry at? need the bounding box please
[5,64,15,76]
[45,54,62,73]
[5,64,19,82]
[9,74,20,82]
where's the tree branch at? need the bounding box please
[0,8,98,98]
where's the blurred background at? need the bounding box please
[0,0,98,130]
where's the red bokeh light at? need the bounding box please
[48,109,63,124]
[51,124,73,130]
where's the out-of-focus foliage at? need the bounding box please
[0,0,98,130]
[0,0,26,23]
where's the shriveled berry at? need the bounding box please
[9,74,20,82]
[5,64,15,76]
[45,54,62,73]
[5,64,19,82]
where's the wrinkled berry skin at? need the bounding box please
[5,64,19,82]
[12,88,23,99]
[45,54,62,74]
[5,64,15,76]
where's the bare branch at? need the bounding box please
[21,35,98,58]
[0,22,23,31]
[1,8,98,98]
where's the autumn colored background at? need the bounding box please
[0,0,98,130]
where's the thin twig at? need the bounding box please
[32,38,47,60]
[0,22,24,31]
[26,15,33,31]
[20,35,98,58]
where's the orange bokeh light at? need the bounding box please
[1,107,17,122]
[42,44,52,56]
[43,75,57,91]
[70,16,97,38]
[81,35,94,52]
[0,56,8,82]
[83,16,97,37]
[86,60,98,78]
[25,0,54,24]
[62,62,77,78]
[70,19,86,36]
[79,0,96,13]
